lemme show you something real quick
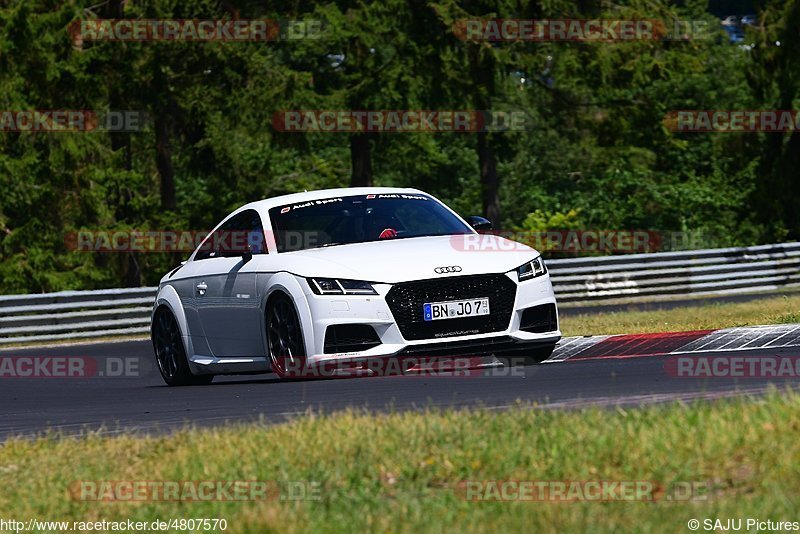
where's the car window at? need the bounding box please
[393,203,455,235]
[194,209,268,261]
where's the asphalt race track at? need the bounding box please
[2,337,799,440]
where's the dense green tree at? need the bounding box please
[0,0,796,293]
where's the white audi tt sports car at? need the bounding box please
[151,187,561,385]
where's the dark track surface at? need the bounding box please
[1,340,798,439]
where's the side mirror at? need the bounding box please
[242,245,253,264]
[467,216,493,231]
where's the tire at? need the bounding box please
[152,307,214,386]
[498,344,556,367]
[266,293,307,379]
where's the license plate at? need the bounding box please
[423,298,490,321]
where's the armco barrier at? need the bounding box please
[0,287,156,344]
[547,241,800,303]
[1,242,799,345]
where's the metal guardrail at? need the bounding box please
[1,242,799,345]
[0,287,156,345]
[547,241,800,304]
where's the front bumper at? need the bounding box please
[301,271,561,367]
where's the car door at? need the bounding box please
[194,209,268,357]
[170,258,215,358]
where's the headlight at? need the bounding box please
[516,256,547,281]
[308,278,377,295]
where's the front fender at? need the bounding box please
[259,272,315,360]
[153,284,198,371]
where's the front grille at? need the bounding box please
[324,324,382,354]
[385,274,517,341]
[519,303,558,333]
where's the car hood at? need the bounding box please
[270,234,539,284]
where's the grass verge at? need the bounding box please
[560,293,800,336]
[1,391,798,532]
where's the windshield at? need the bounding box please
[268,193,473,253]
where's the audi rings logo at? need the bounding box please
[434,265,462,274]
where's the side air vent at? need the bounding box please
[519,303,558,333]
[323,324,382,354]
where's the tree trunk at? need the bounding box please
[468,44,500,227]
[149,43,177,212]
[477,131,500,226]
[350,133,373,187]
[781,130,800,238]
[155,114,176,211]
[104,0,140,286]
